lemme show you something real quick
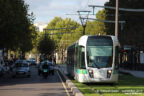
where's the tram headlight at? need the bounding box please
[107,70,112,78]
[108,70,112,74]
[88,70,93,73]
[88,69,94,78]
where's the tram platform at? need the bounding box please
[119,68,144,78]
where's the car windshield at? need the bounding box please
[87,36,113,68]
[15,63,28,67]
[48,62,53,65]
[29,58,36,61]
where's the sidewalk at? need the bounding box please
[119,68,144,78]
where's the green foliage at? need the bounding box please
[38,9,107,55]
[0,0,36,53]
[72,75,144,96]
[45,17,80,50]
[85,9,106,35]
[37,34,56,55]
[105,0,144,47]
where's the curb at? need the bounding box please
[119,70,132,76]
[119,70,144,78]
[57,69,84,96]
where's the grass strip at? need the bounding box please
[72,75,144,96]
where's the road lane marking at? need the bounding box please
[57,71,71,96]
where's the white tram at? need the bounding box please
[66,35,119,83]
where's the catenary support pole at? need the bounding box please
[115,0,119,37]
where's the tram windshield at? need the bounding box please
[87,36,113,68]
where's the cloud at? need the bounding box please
[24,0,109,23]
[25,0,52,10]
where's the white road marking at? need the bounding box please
[57,71,71,96]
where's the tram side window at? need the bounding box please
[78,46,86,69]
[71,48,74,67]
[115,46,119,69]
[74,46,78,67]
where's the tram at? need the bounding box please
[66,35,119,83]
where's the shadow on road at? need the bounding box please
[0,66,60,86]
[39,92,67,96]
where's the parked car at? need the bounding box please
[3,61,9,73]
[12,60,31,78]
[0,65,4,76]
[14,60,24,64]
[0,59,5,76]
[28,58,37,66]
[8,60,14,71]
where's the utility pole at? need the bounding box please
[115,0,119,37]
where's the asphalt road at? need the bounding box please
[0,66,71,96]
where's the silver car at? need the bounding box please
[0,66,4,76]
[0,59,4,76]
[12,61,31,78]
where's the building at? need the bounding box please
[34,22,47,32]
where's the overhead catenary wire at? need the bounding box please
[43,27,76,38]
[47,32,74,35]
[44,27,77,31]
[89,5,144,12]
[81,17,125,23]
[66,13,119,16]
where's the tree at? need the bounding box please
[0,0,36,55]
[105,0,144,47]
[42,10,107,58]
[45,17,79,49]
[85,9,107,35]
[45,17,63,43]
[37,34,56,56]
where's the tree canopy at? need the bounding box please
[37,9,107,55]
[37,34,56,55]
[105,0,144,47]
[0,0,36,53]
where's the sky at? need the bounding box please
[24,0,109,24]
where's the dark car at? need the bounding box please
[38,61,48,76]
[48,62,54,75]
[38,60,54,75]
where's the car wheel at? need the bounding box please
[38,70,41,76]
[0,73,3,77]
[52,70,54,75]
[12,75,16,78]
[27,75,31,78]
